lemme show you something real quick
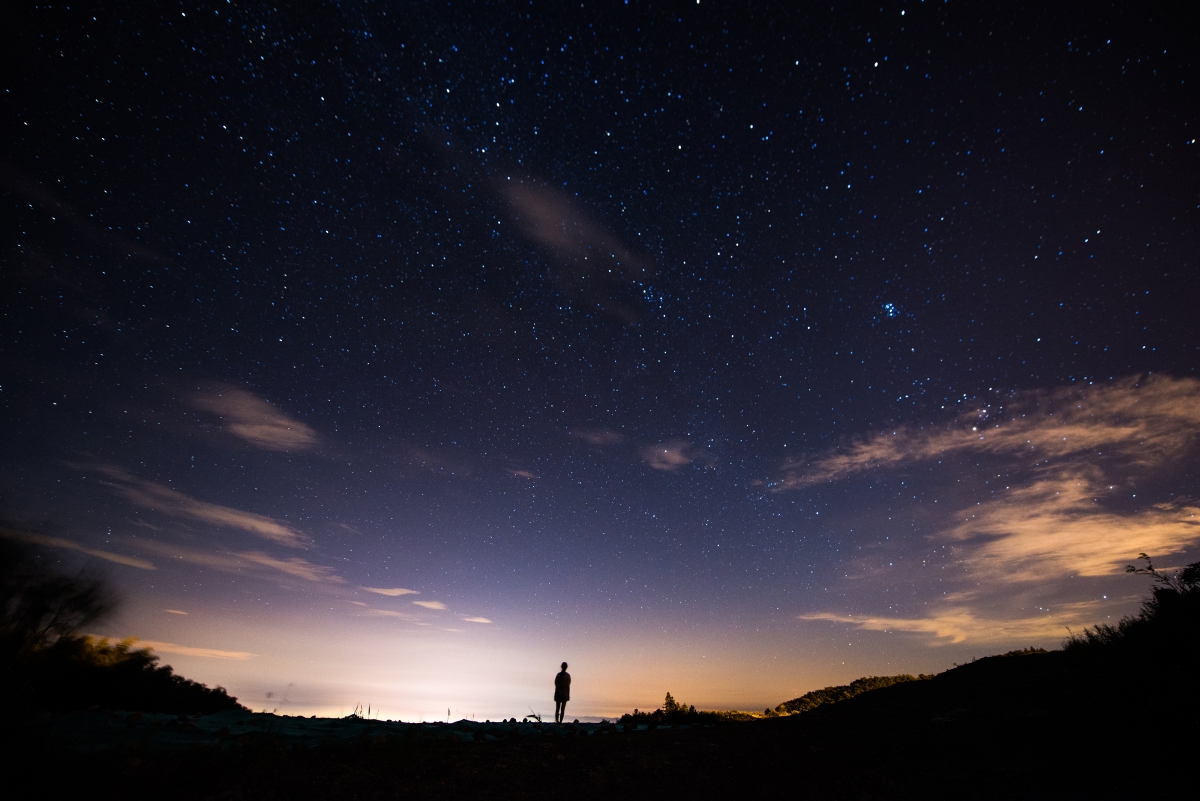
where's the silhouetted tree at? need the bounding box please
[0,535,117,670]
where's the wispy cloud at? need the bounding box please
[640,439,702,471]
[570,428,624,446]
[1,527,155,570]
[944,470,1200,582]
[508,469,537,479]
[461,616,492,624]
[192,388,318,451]
[799,606,1097,645]
[503,181,651,323]
[775,375,1200,490]
[85,464,307,548]
[788,375,1200,646]
[412,600,448,610]
[238,551,343,582]
[135,541,343,584]
[131,639,255,660]
[363,587,419,597]
[365,609,415,619]
[165,609,188,615]
[776,375,1200,582]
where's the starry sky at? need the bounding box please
[2,1,1198,720]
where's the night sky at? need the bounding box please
[3,1,1198,720]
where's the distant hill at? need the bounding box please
[774,672,934,715]
[628,554,1199,731]
[765,554,1200,731]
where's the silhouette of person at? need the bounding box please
[554,661,571,724]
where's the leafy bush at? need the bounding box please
[0,533,243,714]
[26,635,244,714]
[1065,553,1200,655]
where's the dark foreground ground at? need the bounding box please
[6,649,1197,799]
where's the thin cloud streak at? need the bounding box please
[86,464,308,548]
[412,600,448,610]
[192,388,318,451]
[461,616,492,624]
[775,375,1200,490]
[799,608,1088,645]
[134,541,344,584]
[132,639,256,660]
[2,527,155,570]
[363,587,419,597]
[239,551,343,583]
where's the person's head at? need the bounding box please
[561,661,568,671]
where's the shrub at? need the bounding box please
[0,533,243,714]
[1064,553,1200,655]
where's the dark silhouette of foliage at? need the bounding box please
[0,535,116,667]
[25,635,244,714]
[1064,553,1200,654]
[774,673,933,715]
[661,691,693,715]
[0,532,244,714]
[619,693,716,728]
[620,677,939,727]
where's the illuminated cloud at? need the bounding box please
[363,587,420,597]
[508,469,537,479]
[799,606,1096,645]
[165,609,188,615]
[944,470,1200,582]
[132,639,255,660]
[192,388,318,451]
[570,428,625,446]
[87,464,308,548]
[412,600,448,610]
[789,375,1200,646]
[775,375,1200,490]
[461,616,492,624]
[1,527,155,570]
[135,541,344,584]
[640,439,699,471]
